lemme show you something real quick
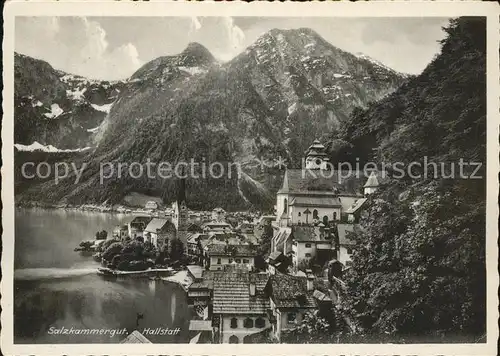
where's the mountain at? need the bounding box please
[14,53,125,150]
[15,28,407,210]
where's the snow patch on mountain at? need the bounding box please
[91,103,113,114]
[178,66,207,76]
[15,141,91,153]
[43,104,64,119]
[66,87,87,101]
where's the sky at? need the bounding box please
[15,16,451,81]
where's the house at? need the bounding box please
[267,251,290,275]
[265,272,317,341]
[212,269,271,343]
[345,198,368,223]
[186,264,205,282]
[205,244,258,271]
[187,270,214,308]
[186,233,210,257]
[113,225,129,240]
[128,216,153,239]
[145,201,159,210]
[144,218,176,248]
[272,225,336,271]
[276,140,366,228]
[203,222,233,233]
[211,207,226,222]
[336,223,362,266]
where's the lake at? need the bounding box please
[14,208,189,344]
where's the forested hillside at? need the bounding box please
[336,17,486,342]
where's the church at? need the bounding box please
[276,139,375,227]
[272,139,381,270]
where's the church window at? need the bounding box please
[283,198,288,213]
[243,317,254,328]
[255,317,265,328]
[298,212,301,217]
[313,209,319,220]
[230,318,238,329]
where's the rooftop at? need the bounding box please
[186,265,204,280]
[120,330,152,343]
[145,218,174,233]
[267,272,317,309]
[345,198,368,214]
[278,169,364,196]
[289,196,341,208]
[212,271,270,314]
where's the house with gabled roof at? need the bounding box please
[205,244,258,271]
[144,218,176,248]
[264,271,317,341]
[212,269,271,343]
[128,216,153,239]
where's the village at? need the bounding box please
[77,140,381,344]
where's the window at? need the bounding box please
[287,313,297,323]
[243,259,250,264]
[229,335,239,343]
[305,243,311,248]
[313,209,319,220]
[235,258,241,263]
[305,253,312,258]
[346,247,353,254]
[283,198,288,213]
[229,258,234,263]
[217,258,221,264]
[333,212,337,220]
[255,317,265,328]
[298,212,301,217]
[243,317,254,328]
[230,317,238,329]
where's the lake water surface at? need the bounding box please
[14,208,189,344]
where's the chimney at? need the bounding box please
[305,269,314,291]
[249,281,256,296]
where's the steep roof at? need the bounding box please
[267,272,317,309]
[278,169,364,196]
[130,216,153,225]
[187,265,204,280]
[289,196,341,207]
[345,198,368,214]
[212,271,270,314]
[120,330,152,343]
[144,218,174,233]
[336,223,363,245]
[364,171,380,188]
[273,227,292,252]
[206,244,258,257]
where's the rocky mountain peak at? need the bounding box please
[178,42,215,67]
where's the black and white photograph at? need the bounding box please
[1,2,498,355]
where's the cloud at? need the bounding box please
[15,17,142,80]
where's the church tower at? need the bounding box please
[364,171,380,195]
[173,176,188,232]
[304,139,330,170]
